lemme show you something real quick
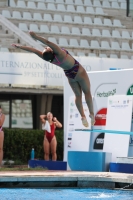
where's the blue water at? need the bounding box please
[0,188,133,200]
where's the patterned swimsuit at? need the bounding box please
[64,59,79,79]
[52,48,79,79]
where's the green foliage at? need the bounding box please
[0,167,48,171]
[3,128,63,164]
[56,129,64,161]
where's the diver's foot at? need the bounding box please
[89,115,95,126]
[81,117,89,127]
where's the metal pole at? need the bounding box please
[75,129,133,135]
[8,0,10,6]
[127,0,129,17]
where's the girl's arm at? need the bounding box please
[40,115,47,124]
[11,44,43,59]
[53,117,62,128]
[0,114,5,127]
[29,31,62,55]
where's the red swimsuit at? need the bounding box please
[0,126,2,131]
[45,123,55,143]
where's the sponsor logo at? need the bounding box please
[75,113,78,118]
[123,100,126,104]
[69,121,74,124]
[68,138,72,140]
[93,133,105,150]
[95,108,107,126]
[69,124,74,126]
[70,109,78,113]
[127,85,133,95]
[111,104,128,109]
[70,102,74,106]
[70,115,74,119]
[109,100,112,104]
[68,141,72,148]
[96,138,104,144]
[68,133,72,137]
[126,86,133,120]
[97,89,116,97]
[68,128,74,131]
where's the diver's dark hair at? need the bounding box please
[0,105,1,109]
[42,51,54,63]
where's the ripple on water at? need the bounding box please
[0,188,133,200]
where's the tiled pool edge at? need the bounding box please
[0,171,133,189]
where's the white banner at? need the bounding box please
[0,52,63,86]
[0,53,133,86]
[64,69,133,162]
[103,95,132,162]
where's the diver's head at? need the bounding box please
[42,47,54,63]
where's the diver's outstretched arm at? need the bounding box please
[29,31,62,55]
[11,44,43,59]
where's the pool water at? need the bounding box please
[0,188,133,200]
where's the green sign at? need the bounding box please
[127,85,133,95]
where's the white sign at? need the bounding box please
[103,95,133,162]
[0,53,133,86]
[0,52,64,86]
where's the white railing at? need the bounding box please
[0,14,44,51]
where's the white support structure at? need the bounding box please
[0,14,43,51]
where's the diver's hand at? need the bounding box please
[11,44,21,48]
[29,31,37,39]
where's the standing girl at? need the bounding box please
[0,106,5,167]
